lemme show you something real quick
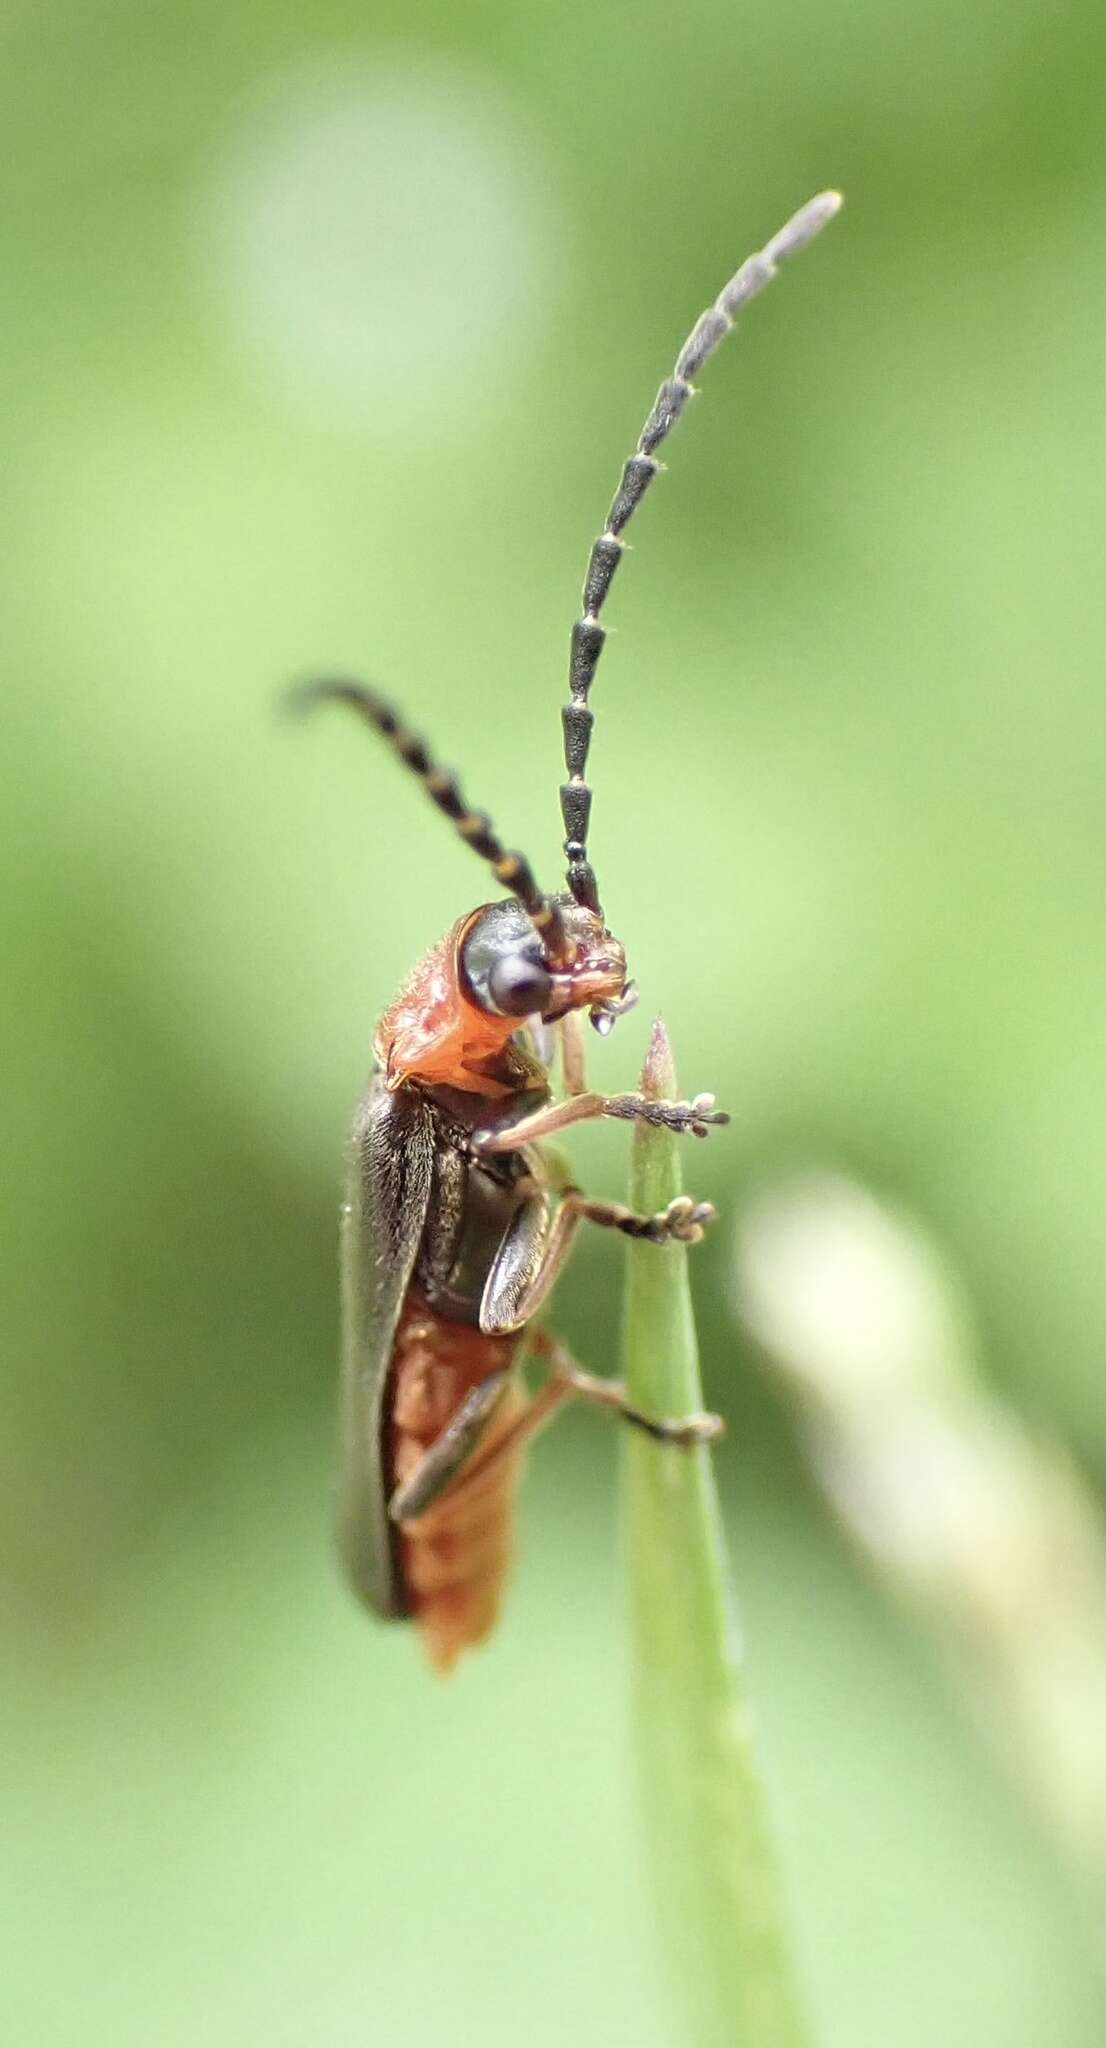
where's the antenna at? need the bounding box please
[559,189,842,914]
[291,679,569,961]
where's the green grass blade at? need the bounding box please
[621,1019,808,2048]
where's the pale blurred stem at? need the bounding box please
[621,1020,808,2048]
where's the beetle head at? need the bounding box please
[460,895,637,1037]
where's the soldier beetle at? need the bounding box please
[293,190,841,1670]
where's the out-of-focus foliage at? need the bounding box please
[3,1,1105,2042]
[738,1173,1106,1881]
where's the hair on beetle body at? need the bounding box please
[291,188,841,1671]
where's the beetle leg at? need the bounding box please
[475,1087,727,1154]
[560,1010,588,1096]
[395,1325,722,1527]
[395,1370,577,1522]
[528,1327,723,1445]
[480,1186,716,1334]
[602,1090,728,1134]
[388,1367,515,1523]
[562,1189,717,1246]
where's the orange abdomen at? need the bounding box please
[388,1295,527,1673]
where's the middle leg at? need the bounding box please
[481,1182,717,1334]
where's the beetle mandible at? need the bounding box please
[293,189,841,1671]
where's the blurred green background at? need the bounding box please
[4,1,1106,2041]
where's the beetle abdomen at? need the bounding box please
[388,1293,527,1673]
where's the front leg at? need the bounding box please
[475,1086,727,1155]
[560,1010,588,1097]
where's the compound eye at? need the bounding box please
[486,952,553,1018]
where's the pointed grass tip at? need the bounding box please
[643,1016,677,1103]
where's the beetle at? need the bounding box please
[293,189,841,1670]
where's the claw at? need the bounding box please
[669,1409,726,1445]
[687,1092,730,1136]
[660,1195,717,1243]
[667,1094,730,1135]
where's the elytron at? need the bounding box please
[295,190,840,1669]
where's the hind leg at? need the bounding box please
[392,1326,720,1530]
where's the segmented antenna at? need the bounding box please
[291,679,569,961]
[560,188,842,913]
